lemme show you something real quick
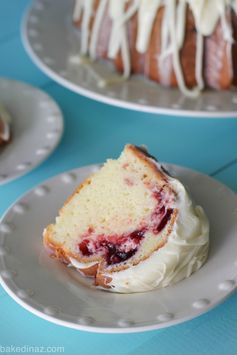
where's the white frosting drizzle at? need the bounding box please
[73,0,83,22]
[89,0,108,60]
[176,0,187,51]
[108,0,140,77]
[0,104,11,142]
[170,0,200,97]
[195,32,204,90]
[80,0,94,54]
[137,0,162,53]
[73,0,237,96]
[188,0,220,36]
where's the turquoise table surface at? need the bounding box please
[1,1,237,354]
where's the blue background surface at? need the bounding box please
[0,1,237,354]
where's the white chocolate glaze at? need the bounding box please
[73,0,237,96]
[80,0,94,54]
[89,0,108,59]
[137,0,162,53]
[0,104,11,142]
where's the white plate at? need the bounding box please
[0,163,236,333]
[22,0,237,118]
[0,78,63,185]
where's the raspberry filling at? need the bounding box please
[78,186,174,265]
[79,230,145,265]
[78,212,173,265]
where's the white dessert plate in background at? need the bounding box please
[0,163,236,333]
[22,0,237,118]
[0,78,63,185]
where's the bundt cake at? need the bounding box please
[43,144,209,293]
[0,104,11,146]
[72,0,237,97]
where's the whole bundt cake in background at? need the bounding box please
[43,144,209,293]
[72,0,237,97]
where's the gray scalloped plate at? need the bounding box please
[0,78,63,185]
[0,164,236,333]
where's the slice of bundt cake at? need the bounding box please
[0,104,11,146]
[43,145,209,293]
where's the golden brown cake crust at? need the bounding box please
[180,7,198,88]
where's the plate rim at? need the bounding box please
[0,163,237,333]
[0,77,64,185]
[21,1,237,119]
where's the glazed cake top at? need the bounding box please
[73,0,237,96]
